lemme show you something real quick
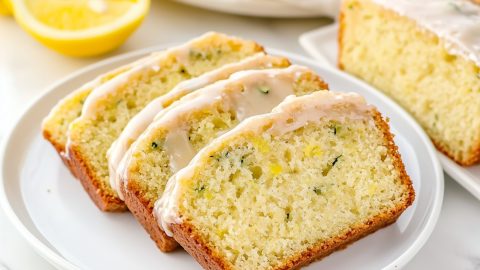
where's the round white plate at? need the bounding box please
[0,47,443,270]
[172,0,340,18]
[299,23,480,201]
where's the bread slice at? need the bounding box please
[41,54,153,174]
[339,0,480,165]
[108,53,291,197]
[66,32,264,211]
[156,91,415,270]
[120,65,328,252]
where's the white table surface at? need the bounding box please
[1,1,479,269]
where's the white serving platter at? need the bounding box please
[0,46,443,270]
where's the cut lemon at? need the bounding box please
[10,0,150,57]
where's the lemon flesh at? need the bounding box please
[26,0,135,30]
[11,0,149,57]
[0,0,12,15]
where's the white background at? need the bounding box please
[0,1,479,269]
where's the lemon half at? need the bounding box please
[10,0,150,57]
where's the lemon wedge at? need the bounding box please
[10,0,150,57]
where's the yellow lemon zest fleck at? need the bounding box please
[216,229,227,238]
[269,163,283,176]
[252,137,270,153]
[204,191,213,200]
[304,144,322,157]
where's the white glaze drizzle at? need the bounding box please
[107,53,287,198]
[164,129,197,173]
[155,91,375,236]
[372,0,480,66]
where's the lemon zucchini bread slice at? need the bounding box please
[339,0,480,165]
[67,32,264,212]
[108,53,291,196]
[120,66,328,252]
[156,91,415,270]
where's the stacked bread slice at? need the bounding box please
[157,91,415,270]
[42,32,414,269]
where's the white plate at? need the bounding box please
[299,23,480,201]
[0,47,443,270]
[172,0,340,18]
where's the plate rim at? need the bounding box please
[0,46,444,270]
[299,22,480,201]
[172,0,337,18]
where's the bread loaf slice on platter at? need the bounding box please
[339,0,480,165]
[157,91,415,269]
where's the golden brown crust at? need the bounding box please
[337,0,346,70]
[170,111,415,270]
[373,111,416,204]
[316,79,329,93]
[433,140,480,166]
[67,144,127,212]
[42,129,79,178]
[171,223,234,270]
[122,181,178,252]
